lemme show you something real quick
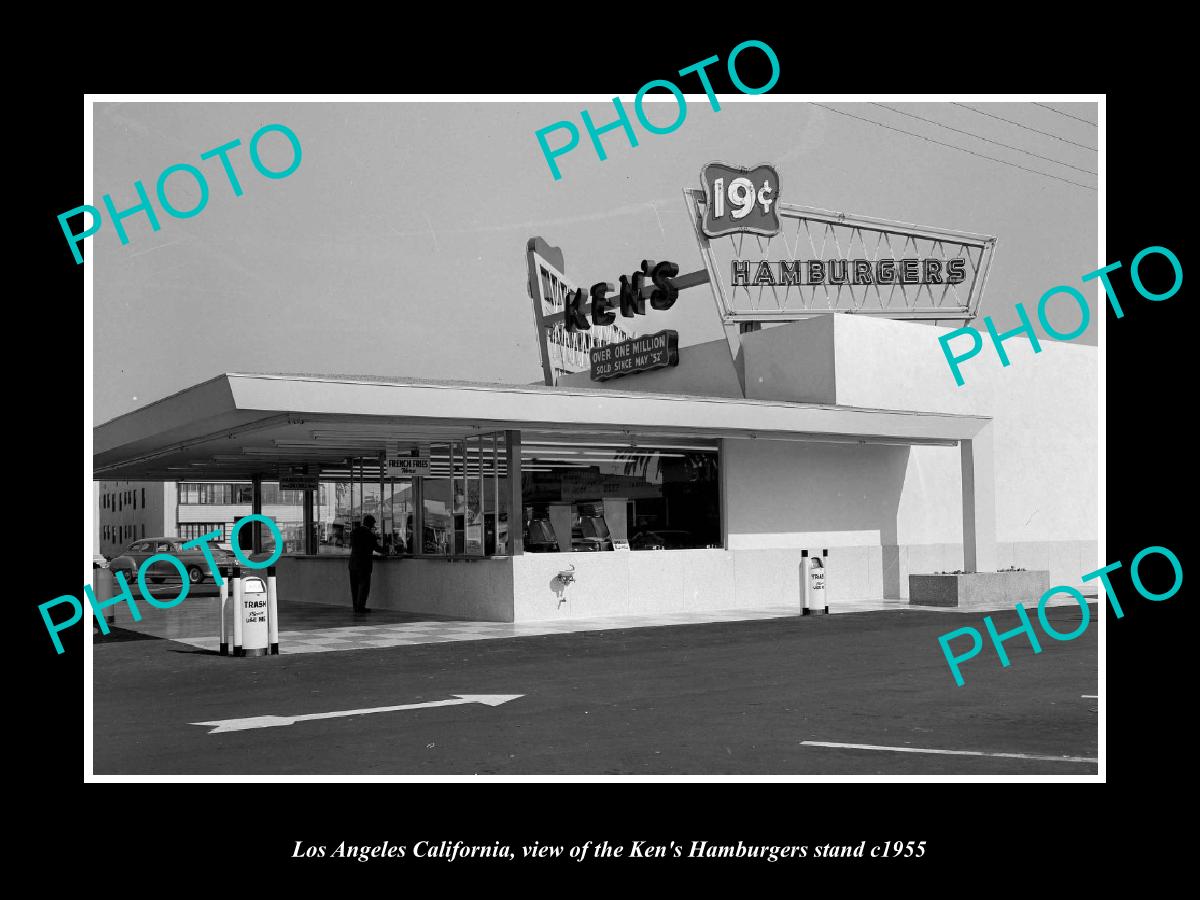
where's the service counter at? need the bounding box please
[276,554,515,621]
[273,548,796,623]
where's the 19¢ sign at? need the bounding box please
[700,162,781,238]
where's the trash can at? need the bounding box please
[222,565,280,657]
[238,576,270,656]
[800,549,828,615]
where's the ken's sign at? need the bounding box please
[590,330,679,381]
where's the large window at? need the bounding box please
[438,435,508,557]
[313,437,509,559]
[178,482,308,505]
[179,522,225,543]
[420,474,452,556]
[520,441,721,552]
[180,483,225,505]
[260,484,306,505]
[297,440,715,558]
[315,469,398,557]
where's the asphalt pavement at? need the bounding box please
[92,604,1098,775]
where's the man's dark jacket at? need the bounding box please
[348,525,382,571]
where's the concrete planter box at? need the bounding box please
[909,570,1050,608]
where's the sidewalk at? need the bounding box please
[96,591,1096,657]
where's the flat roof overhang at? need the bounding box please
[93,373,991,481]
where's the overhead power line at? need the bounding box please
[810,104,1096,192]
[1034,103,1098,127]
[872,103,1097,175]
[954,103,1097,151]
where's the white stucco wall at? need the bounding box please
[722,438,898,601]
[828,314,1098,548]
[742,315,838,404]
[722,316,1098,596]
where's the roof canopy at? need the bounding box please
[93,373,990,482]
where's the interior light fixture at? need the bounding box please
[522,441,716,451]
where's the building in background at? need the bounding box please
[97,481,175,558]
[96,480,337,558]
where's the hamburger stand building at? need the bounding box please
[92,166,1097,624]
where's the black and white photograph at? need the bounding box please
[77,93,1113,781]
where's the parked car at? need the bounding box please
[108,537,237,584]
[630,529,696,551]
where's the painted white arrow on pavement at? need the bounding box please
[191,694,524,734]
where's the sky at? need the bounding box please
[92,99,1098,424]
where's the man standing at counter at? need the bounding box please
[349,514,385,615]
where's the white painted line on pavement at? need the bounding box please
[191,694,524,734]
[1082,695,1097,698]
[800,741,1096,764]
